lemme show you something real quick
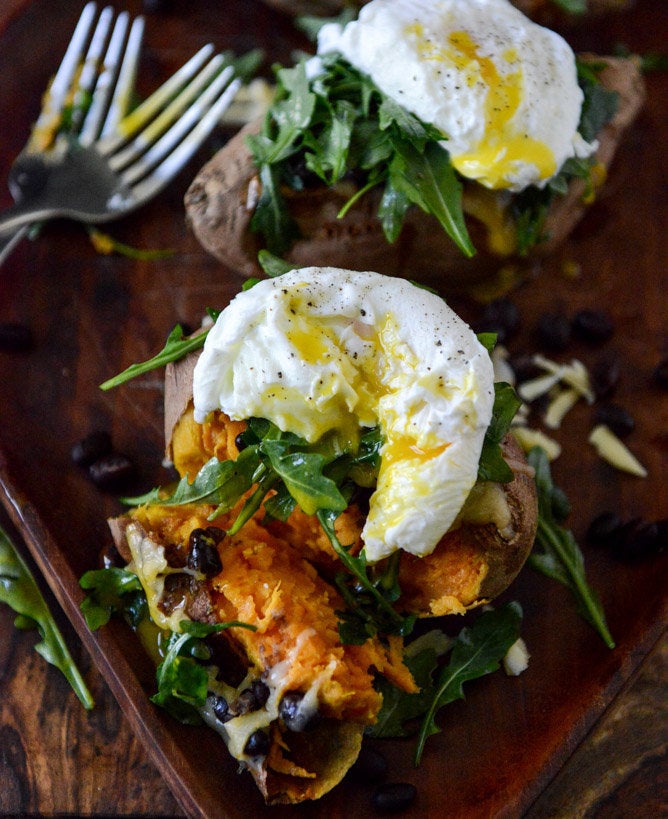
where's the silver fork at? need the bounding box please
[0,2,241,263]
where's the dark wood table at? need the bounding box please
[0,1,665,816]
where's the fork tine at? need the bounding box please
[124,74,242,207]
[78,10,130,144]
[97,43,216,156]
[68,5,115,134]
[108,53,229,173]
[120,64,237,185]
[28,1,98,150]
[99,15,145,138]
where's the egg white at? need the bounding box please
[317,0,595,192]
[193,268,495,563]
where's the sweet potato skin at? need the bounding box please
[184,56,644,290]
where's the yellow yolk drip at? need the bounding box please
[381,436,449,468]
[405,25,557,189]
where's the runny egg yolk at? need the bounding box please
[193,268,495,561]
[406,24,557,188]
[316,0,591,193]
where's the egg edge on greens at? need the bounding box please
[316,0,596,193]
[192,267,495,563]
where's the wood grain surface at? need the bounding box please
[0,1,665,817]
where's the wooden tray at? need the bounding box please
[0,1,665,816]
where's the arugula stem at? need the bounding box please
[316,510,404,627]
[337,177,382,219]
[536,518,615,649]
[100,328,210,391]
[225,474,277,534]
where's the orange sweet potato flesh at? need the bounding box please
[109,347,538,803]
[184,56,644,291]
[164,351,538,617]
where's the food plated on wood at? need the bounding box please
[0,0,664,815]
[86,267,542,803]
[185,0,645,289]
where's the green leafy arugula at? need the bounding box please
[79,567,255,724]
[79,566,147,631]
[246,55,475,259]
[370,602,523,766]
[246,47,620,262]
[99,310,219,391]
[527,447,615,649]
[124,417,414,642]
[0,524,94,709]
[151,619,256,724]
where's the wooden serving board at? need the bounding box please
[0,1,665,816]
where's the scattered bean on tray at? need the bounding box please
[371,782,417,814]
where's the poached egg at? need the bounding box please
[193,268,495,563]
[317,0,595,192]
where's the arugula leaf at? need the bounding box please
[128,448,261,515]
[79,566,146,630]
[246,62,316,166]
[99,315,218,391]
[317,508,415,642]
[249,162,301,256]
[576,60,619,142]
[413,602,523,764]
[246,54,474,259]
[151,619,256,723]
[261,439,347,515]
[551,0,587,13]
[477,382,522,483]
[527,447,615,649]
[0,524,94,709]
[257,249,295,278]
[388,137,475,258]
[368,636,444,738]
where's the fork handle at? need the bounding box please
[0,225,30,267]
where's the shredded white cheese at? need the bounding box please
[588,424,648,477]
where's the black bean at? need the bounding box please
[0,322,34,352]
[210,694,231,723]
[204,526,225,543]
[613,519,667,563]
[535,311,571,352]
[476,298,520,344]
[187,528,223,578]
[593,403,635,438]
[590,351,621,400]
[572,309,614,344]
[652,357,668,390]
[71,430,113,467]
[279,690,316,732]
[234,431,249,451]
[508,353,542,384]
[235,679,270,714]
[249,679,270,708]
[371,782,417,814]
[142,0,172,11]
[88,453,135,492]
[587,511,624,547]
[243,729,270,758]
[349,745,388,784]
